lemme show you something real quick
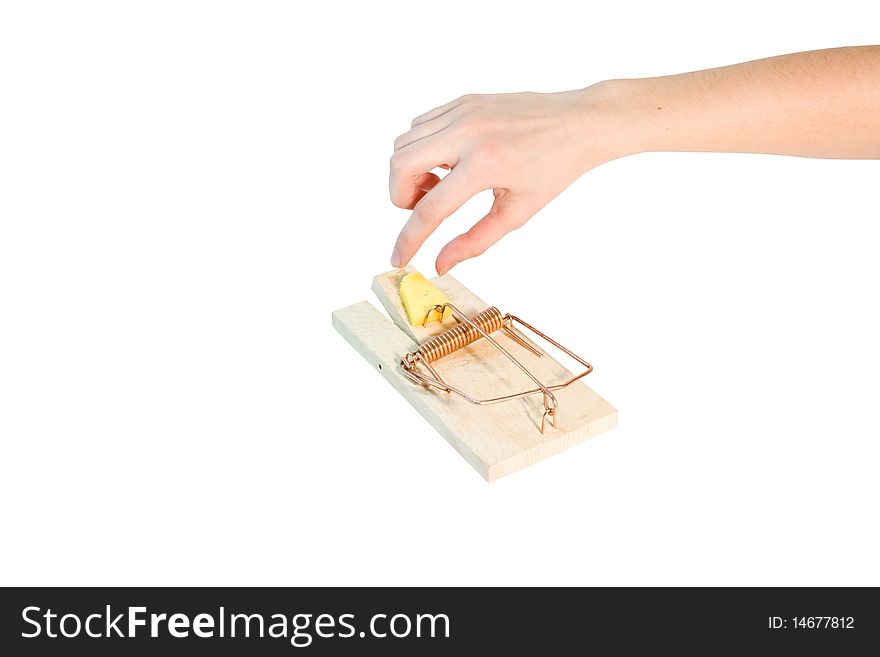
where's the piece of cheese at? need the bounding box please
[400,272,449,326]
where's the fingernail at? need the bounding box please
[391,248,402,268]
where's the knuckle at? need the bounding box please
[456,112,486,133]
[389,150,406,172]
[393,133,409,151]
[460,231,487,257]
[390,195,411,210]
[414,195,441,222]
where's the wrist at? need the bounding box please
[568,78,668,164]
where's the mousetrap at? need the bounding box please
[332,266,617,481]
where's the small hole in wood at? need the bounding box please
[378,363,383,370]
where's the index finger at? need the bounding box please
[392,166,484,267]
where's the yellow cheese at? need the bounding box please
[400,272,449,325]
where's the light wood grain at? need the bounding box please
[332,301,492,478]
[370,265,466,343]
[333,272,618,481]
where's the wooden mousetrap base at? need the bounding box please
[332,267,617,481]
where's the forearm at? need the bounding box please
[597,46,880,160]
[389,46,879,272]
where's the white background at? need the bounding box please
[1,1,878,586]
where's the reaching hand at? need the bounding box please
[389,85,628,274]
[389,47,880,274]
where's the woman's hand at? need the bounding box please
[389,47,880,274]
[389,85,631,274]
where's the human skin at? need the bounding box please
[389,46,880,275]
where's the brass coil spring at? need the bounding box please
[416,307,504,364]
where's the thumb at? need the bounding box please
[435,191,535,275]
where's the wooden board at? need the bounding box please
[332,268,617,481]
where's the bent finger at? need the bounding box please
[435,194,535,275]
[392,167,484,267]
[394,114,457,152]
[389,135,458,209]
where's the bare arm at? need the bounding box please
[389,46,880,274]
[621,46,880,159]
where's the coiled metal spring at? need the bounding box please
[416,306,504,363]
[401,302,593,433]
